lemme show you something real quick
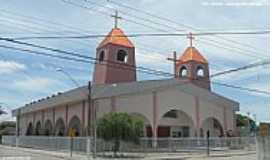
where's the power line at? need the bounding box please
[0,45,93,64]
[211,59,270,78]
[77,0,270,79]
[1,42,270,96]
[107,0,270,61]
[7,30,270,40]
[62,0,267,72]
[59,0,229,73]
[2,36,270,84]
[0,38,173,77]
[83,0,185,32]
[1,1,268,94]
[61,0,170,32]
[0,8,172,65]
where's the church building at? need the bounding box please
[12,23,239,138]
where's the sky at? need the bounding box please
[0,0,270,123]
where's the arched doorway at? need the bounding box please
[26,122,34,136]
[55,118,65,136]
[201,117,224,137]
[130,113,152,137]
[158,109,194,138]
[44,120,53,136]
[35,121,42,136]
[68,116,81,137]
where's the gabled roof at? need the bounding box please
[97,28,134,48]
[13,79,239,116]
[177,47,208,66]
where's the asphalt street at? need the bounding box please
[0,145,64,160]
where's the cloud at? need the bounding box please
[12,77,56,92]
[0,60,26,74]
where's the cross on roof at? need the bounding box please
[187,32,195,47]
[111,10,122,28]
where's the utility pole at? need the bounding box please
[207,130,210,156]
[167,51,178,78]
[253,114,257,136]
[16,109,21,148]
[247,112,251,136]
[88,81,97,158]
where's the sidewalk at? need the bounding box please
[0,145,257,160]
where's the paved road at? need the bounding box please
[0,145,65,160]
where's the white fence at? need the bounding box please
[140,137,256,151]
[1,136,256,154]
[2,136,90,153]
[257,136,270,160]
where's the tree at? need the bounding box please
[0,121,16,144]
[236,113,257,134]
[97,112,144,156]
[0,107,7,116]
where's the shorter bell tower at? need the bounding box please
[176,33,211,90]
[93,11,136,85]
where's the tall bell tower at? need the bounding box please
[176,33,211,90]
[93,11,136,85]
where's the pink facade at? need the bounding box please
[14,27,239,138]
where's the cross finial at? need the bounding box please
[187,32,195,47]
[111,10,122,28]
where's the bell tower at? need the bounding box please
[176,33,211,90]
[93,11,136,85]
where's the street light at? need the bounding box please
[55,68,95,158]
[56,68,80,88]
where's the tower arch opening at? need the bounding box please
[196,66,205,77]
[99,50,105,62]
[117,50,128,63]
[179,66,188,77]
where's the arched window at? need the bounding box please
[179,66,188,77]
[99,50,105,62]
[197,66,205,77]
[117,50,128,63]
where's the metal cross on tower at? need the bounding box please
[111,10,122,28]
[187,32,195,47]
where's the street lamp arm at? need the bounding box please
[56,68,80,88]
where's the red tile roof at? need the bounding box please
[98,28,134,48]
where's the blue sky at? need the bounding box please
[0,0,270,123]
